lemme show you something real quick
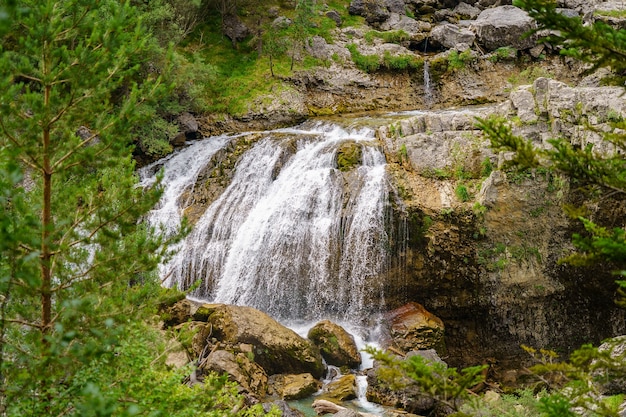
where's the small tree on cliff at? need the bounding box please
[0,0,182,414]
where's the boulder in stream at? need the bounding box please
[307,320,362,368]
[193,303,325,378]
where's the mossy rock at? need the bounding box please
[336,141,363,172]
[307,320,361,368]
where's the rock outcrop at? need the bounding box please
[471,6,538,51]
[384,302,446,354]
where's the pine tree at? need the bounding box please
[0,0,179,414]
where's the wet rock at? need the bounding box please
[308,320,362,368]
[336,141,363,172]
[193,303,325,378]
[273,373,321,400]
[385,302,445,353]
[470,5,538,51]
[321,374,358,401]
[430,23,476,50]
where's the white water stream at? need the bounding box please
[140,120,395,324]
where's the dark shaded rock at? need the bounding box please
[161,299,192,328]
[222,14,250,46]
[326,10,343,27]
[349,0,391,25]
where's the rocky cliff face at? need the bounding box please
[380,78,626,375]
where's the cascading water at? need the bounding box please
[423,60,433,107]
[141,120,396,324]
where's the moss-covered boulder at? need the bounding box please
[193,303,325,378]
[307,320,362,369]
[336,141,362,172]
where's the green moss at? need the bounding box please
[336,142,363,171]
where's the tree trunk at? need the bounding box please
[41,85,52,339]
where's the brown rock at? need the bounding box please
[199,349,268,397]
[193,303,325,378]
[281,373,321,400]
[385,302,445,354]
[320,374,357,401]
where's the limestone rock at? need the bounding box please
[276,373,321,400]
[177,112,199,137]
[454,2,481,19]
[308,320,362,368]
[321,374,358,401]
[595,336,626,395]
[326,10,342,27]
[470,5,538,51]
[385,302,445,353]
[430,23,476,50]
[199,349,268,397]
[379,13,429,36]
[349,0,391,25]
[477,170,505,207]
[193,303,325,378]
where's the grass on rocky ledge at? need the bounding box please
[180,1,364,117]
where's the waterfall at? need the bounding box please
[423,60,433,107]
[141,121,395,324]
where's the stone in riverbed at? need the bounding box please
[307,320,362,368]
[192,303,325,378]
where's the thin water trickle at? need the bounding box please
[423,60,433,107]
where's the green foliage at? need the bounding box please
[476,116,540,169]
[455,183,471,202]
[382,51,423,71]
[366,347,487,412]
[447,49,474,71]
[347,43,380,72]
[507,65,554,87]
[481,157,494,177]
[489,46,518,62]
[364,29,410,44]
[398,143,408,162]
[514,0,626,83]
